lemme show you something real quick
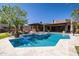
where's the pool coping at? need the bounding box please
[0,33,79,56]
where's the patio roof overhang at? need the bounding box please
[29,22,70,26]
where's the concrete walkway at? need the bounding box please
[0,34,79,56]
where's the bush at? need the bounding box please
[0,33,10,39]
[75,46,79,55]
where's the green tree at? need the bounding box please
[12,6,27,37]
[0,5,14,32]
[71,8,79,33]
[0,5,28,37]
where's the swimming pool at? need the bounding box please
[9,33,70,47]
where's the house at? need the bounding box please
[28,20,72,33]
[0,24,8,33]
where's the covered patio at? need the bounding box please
[29,22,70,32]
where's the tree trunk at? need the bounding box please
[8,23,11,33]
[15,25,20,37]
[20,25,23,32]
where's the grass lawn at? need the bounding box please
[75,46,79,56]
[0,32,10,39]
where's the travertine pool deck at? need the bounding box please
[0,34,79,56]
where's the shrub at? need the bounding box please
[0,33,10,39]
[75,46,79,55]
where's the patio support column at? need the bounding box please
[32,26,33,30]
[70,18,73,34]
[65,24,68,32]
[37,25,39,31]
[50,26,51,32]
[43,24,45,32]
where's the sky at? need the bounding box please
[0,3,79,24]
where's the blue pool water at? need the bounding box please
[9,33,70,47]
